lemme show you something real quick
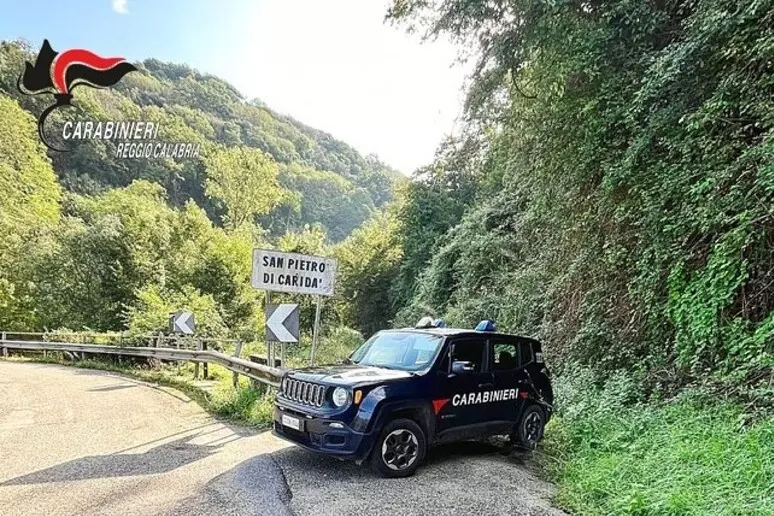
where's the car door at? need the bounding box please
[435,335,495,440]
[489,336,531,425]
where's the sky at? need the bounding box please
[0,0,470,174]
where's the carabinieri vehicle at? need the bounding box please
[272,318,553,478]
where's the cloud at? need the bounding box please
[112,0,128,14]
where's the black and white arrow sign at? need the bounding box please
[170,311,195,335]
[265,303,300,343]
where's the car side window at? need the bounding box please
[519,341,533,367]
[450,338,486,373]
[492,342,519,371]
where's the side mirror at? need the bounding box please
[451,361,475,374]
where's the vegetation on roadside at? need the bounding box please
[383,1,774,514]
[544,370,774,515]
[0,39,401,341]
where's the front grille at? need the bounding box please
[282,378,326,407]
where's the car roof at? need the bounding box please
[384,327,539,342]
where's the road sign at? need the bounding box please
[265,303,300,343]
[252,249,337,296]
[169,311,195,335]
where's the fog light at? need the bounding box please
[329,422,344,429]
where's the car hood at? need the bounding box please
[286,363,413,387]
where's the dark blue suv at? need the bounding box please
[272,320,553,477]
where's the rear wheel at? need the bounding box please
[512,405,545,449]
[369,418,426,478]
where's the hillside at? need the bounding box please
[0,40,400,242]
[0,38,402,336]
[381,1,774,513]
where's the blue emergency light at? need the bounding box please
[475,320,496,332]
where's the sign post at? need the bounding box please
[252,249,337,368]
[265,290,273,368]
[310,296,322,366]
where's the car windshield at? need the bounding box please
[349,331,444,372]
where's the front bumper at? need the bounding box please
[273,403,374,461]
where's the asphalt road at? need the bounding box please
[0,361,565,516]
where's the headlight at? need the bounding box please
[332,387,349,407]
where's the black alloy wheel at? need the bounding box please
[369,418,427,478]
[513,405,545,449]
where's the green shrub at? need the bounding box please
[316,326,363,364]
[545,371,774,515]
[210,381,274,427]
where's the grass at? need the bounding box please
[5,353,276,428]
[543,371,774,515]
[243,326,364,369]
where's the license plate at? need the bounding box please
[281,414,301,431]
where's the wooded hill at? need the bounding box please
[387,0,774,398]
[381,3,774,511]
[0,39,400,336]
[0,40,400,242]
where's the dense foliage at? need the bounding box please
[388,0,774,397]
[0,40,400,242]
[380,3,774,511]
[0,40,399,337]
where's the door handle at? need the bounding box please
[478,383,494,389]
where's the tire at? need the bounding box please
[512,405,545,449]
[369,418,427,478]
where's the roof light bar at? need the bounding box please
[475,320,496,332]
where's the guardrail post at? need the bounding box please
[232,340,243,388]
[175,336,181,375]
[194,339,201,380]
[202,341,208,379]
[1,331,7,357]
[152,333,160,369]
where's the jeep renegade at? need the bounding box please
[272,319,553,478]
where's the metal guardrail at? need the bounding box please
[0,338,285,388]
[0,331,240,351]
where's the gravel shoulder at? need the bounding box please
[0,361,565,515]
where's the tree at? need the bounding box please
[204,146,285,229]
[0,94,62,329]
[0,95,62,225]
[388,0,774,385]
[334,210,402,336]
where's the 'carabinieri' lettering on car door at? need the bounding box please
[452,389,518,406]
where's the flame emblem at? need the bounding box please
[17,40,137,151]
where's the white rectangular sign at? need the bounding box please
[251,249,337,296]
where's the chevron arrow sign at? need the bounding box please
[169,311,195,335]
[265,304,300,343]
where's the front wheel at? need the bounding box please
[512,405,545,449]
[369,418,427,478]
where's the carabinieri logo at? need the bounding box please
[17,39,137,151]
